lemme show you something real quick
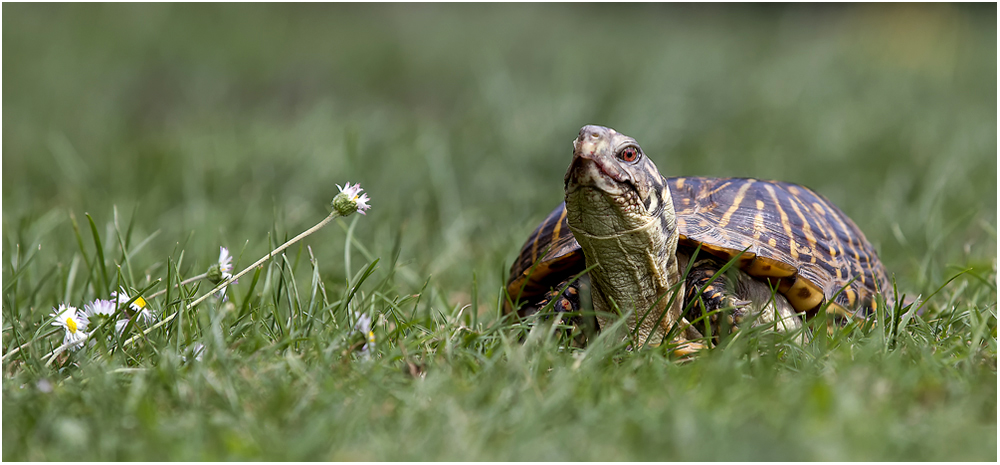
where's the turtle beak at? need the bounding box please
[565,125,629,194]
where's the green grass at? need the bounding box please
[3,3,996,461]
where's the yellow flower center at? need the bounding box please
[367,331,375,343]
[66,317,78,334]
[134,296,147,308]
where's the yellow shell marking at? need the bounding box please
[812,202,825,215]
[785,275,824,310]
[746,256,797,278]
[845,288,857,306]
[764,184,798,260]
[786,196,818,257]
[551,206,567,241]
[717,180,754,229]
[706,180,735,199]
[825,301,856,319]
[809,195,851,272]
[529,234,540,263]
[812,194,867,285]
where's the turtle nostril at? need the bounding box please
[580,125,605,141]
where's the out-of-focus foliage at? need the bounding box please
[4,4,994,290]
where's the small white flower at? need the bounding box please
[85,298,127,338]
[84,299,116,318]
[351,311,376,357]
[218,247,233,275]
[111,287,155,324]
[354,312,371,333]
[50,304,89,350]
[363,328,375,354]
[213,247,237,300]
[333,182,372,216]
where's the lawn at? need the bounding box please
[2,3,996,460]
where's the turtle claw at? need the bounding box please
[671,340,709,359]
[732,298,752,308]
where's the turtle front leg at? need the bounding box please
[684,258,806,344]
[684,258,752,342]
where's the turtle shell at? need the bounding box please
[506,177,893,318]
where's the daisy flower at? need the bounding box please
[85,298,130,337]
[333,182,372,216]
[352,311,376,358]
[218,247,233,276]
[363,327,376,354]
[207,247,236,299]
[50,304,89,350]
[84,298,116,318]
[111,287,155,324]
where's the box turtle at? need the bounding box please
[505,125,894,351]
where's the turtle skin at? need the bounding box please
[506,177,894,322]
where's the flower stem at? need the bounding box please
[118,210,341,349]
[2,328,61,362]
[147,273,208,300]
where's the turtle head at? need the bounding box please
[564,125,672,238]
[563,125,683,345]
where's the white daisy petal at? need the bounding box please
[351,311,376,359]
[84,299,116,318]
[355,193,371,215]
[218,247,233,274]
[50,304,90,351]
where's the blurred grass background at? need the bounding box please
[5,3,995,291]
[2,3,996,460]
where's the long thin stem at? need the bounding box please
[2,328,60,362]
[33,210,342,363]
[117,210,341,349]
[148,273,208,300]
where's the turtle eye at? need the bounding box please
[619,147,640,163]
